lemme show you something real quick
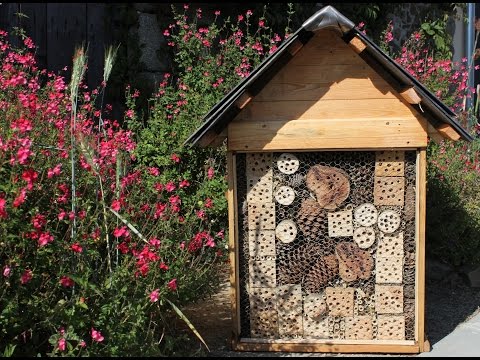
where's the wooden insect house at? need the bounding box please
[185,5,473,354]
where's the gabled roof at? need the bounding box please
[185,5,473,147]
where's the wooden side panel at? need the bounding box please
[416,149,427,351]
[227,152,241,343]
[228,117,428,151]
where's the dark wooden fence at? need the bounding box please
[0,3,109,88]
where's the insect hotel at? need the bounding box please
[185,5,473,354]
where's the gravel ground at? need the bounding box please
[179,261,480,358]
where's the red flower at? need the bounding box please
[91,328,104,342]
[59,276,74,287]
[20,269,32,284]
[71,243,83,253]
[167,278,177,291]
[170,153,181,163]
[149,289,160,302]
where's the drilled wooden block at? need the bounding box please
[354,203,378,227]
[375,285,404,314]
[248,230,276,257]
[375,151,405,177]
[249,287,277,312]
[277,153,300,174]
[275,220,297,244]
[246,153,273,176]
[303,315,329,338]
[279,312,303,338]
[377,315,405,340]
[377,210,401,234]
[248,202,275,230]
[250,309,279,338]
[249,258,276,287]
[345,316,374,340]
[277,284,302,316]
[274,185,296,206]
[376,256,403,284]
[353,226,376,249]
[303,293,328,319]
[328,208,353,237]
[377,232,404,257]
[247,170,273,203]
[374,176,405,206]
[326,287,354,317]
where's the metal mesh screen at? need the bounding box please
[236,150,417,341]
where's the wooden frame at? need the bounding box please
[227,147,428,354]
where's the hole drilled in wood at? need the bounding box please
[275,219,298,244]
[344,315,374,340]
[248,202,276,230]
[249,287,277,312]
[374,176,405,206]
[274,185,296,205]
[247,170,273,203]
[326,287,354,317]
[377,210,401,234]
[377,315,405,340]
[375,256,403,284]
[249,259,277,287]
[328,208,353,237]
[377,231,404,257]
[353,226,376,249]
[375,151,405,176]
[246,153,273,175]
[277,153,300,174]
[248,230,276,257]
[354,203,378,227]
[375,285,404,314]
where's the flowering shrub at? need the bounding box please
[0,4,294,356]
[377,21,480,267]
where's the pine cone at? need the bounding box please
[277,242,323,285]
[296,198,328,244]
[303,254,339,293]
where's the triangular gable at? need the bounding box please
[185,5,473,148]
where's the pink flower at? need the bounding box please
[165,181,176,192]
[38,231,54,247]
[57,337,66,352]
[207,167,214,179]
[20,269,32,284]
[0,198,8,219]
[149,237,161,248]
[214,10,220,16]
[91,328,104,342]
[79,340,86,348]
[113,226,129,238]
[13,188,27,208]
[58,210,67,221]
[259,20,265,28]
[3,265,11,277]
[171,153,181,163]
[59,276,74,287]
[196,210,206,220]
[148,167,160,176]
[71,243,83,253]
[246,10,253,16]
[179,179,190,188]
[149,289,160,302]
[159,262,169,271]
[167,278,177,291]
[111,199,121,211]
[204,198,213,208]
[216,229,225,239]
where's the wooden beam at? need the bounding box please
[427,123,444,144]
[228,117,428,151]
[226,152,241,343]
[233,340,420,354]
[400,87,422,104]
[349,36,367,54]
[234,91,253,109]
[287,39,304,56]
[435,123,461,141]
[416,149,427,352]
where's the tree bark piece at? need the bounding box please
[306,165,350,210]
[335,241,374,282]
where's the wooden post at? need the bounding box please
[416,149,427,352]
[226,152,241,348]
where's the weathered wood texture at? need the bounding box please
[228,30,428,151]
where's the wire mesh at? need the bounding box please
[236,150,417,341]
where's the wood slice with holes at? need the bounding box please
[296,198,328,243]
[248,230,276,257]
[328,206,354,237]
[275,220,297,243]
[306,165,350,210]
[374,176,405,206]
[274,185,295,205]
[277,153,300,174]
[303,293,328,320]
[375,150,405,176]
[375,256,403,284]
[326,287,354,317]
[335,241,374,282]
[249,258,277,287]
[345,315,374,340]
[353,226,376,249]
[377,315,405,340]
[250,309,279,338]
[377,210,401,233]
[354,203,378,227]
[303,254,338,293]
[248,202,276,230]
[377,231,404,257]
[375,285,404,314]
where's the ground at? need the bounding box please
[179,263,480,357]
